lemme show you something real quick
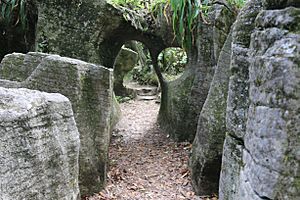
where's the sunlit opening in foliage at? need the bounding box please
[117,42,187,87]
[158,47,187,81]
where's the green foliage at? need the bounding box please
[109,0,246,51]
[227,0,246,9]
[169,0,211,50]
[130,65,159,86]
[0,0,27,29]
[158,47,187,75]
[108,0,145,10]
[128,45,187,85]
[116,95,133,103]
[109,0,168,11]
[150,0,167,18]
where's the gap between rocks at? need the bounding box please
[86,99,217,200]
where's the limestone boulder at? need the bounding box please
[0,52,116,196]
[218,1,264,198]
[0,87,80,200]
[25,54,114,196]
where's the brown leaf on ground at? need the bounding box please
[86,100,216,200]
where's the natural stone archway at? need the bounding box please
[36,0,176,66]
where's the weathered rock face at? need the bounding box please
[36,0,110,63]
[0,87,80,199]
[219,1,300,199]
[113,47,138,96]
[159,4,236,142]
[0,52,49,82]
[190,31,233,195]
[219,1,263,198]
[0,52,116,196]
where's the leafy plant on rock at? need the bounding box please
[1,0,27,30]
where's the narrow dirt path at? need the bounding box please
[88,100,215,200]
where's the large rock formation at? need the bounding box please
[0,87,80,199]
[0,52,115,195]
[159,3,236,141]
[219,1,300,199]
[190,31,233,195]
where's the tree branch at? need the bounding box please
[210,0,234,13]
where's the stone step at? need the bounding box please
[136,95,157,101]
[136,88,158,96]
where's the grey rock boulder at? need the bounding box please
[240,5,300,199]
[0,87,80,200]
[0,52,116,196]
[219,1,263,198]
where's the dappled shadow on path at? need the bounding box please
[87,100,216,200]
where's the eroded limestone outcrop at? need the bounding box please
[0,87,80,200]
[0,52,116,196]
[219,1,300,199]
